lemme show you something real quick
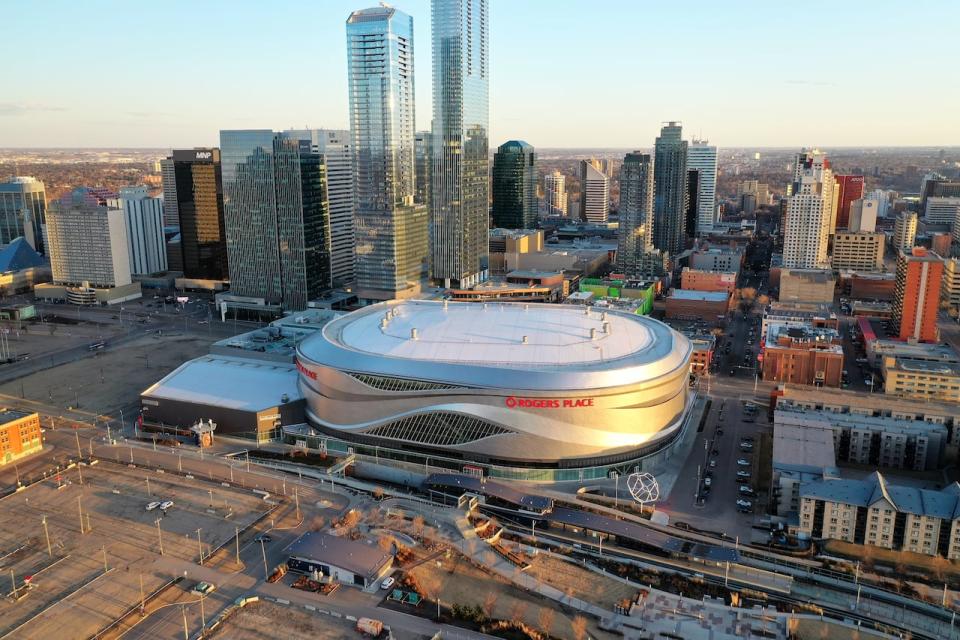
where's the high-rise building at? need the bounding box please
[159,158,180,227]
[685,169,700,238]
[847,197,878,233]
[892,247,943,343]
[579,161,609,224]
[491,140,536,229]
[925,197,960,226]
[617,152,654,276]
[543,170,567,217]
[283,129,355,286]
[920,176,960,209]
[430,0,489,288]
[783,150,834,269]
[414,131,432,207]
[220,130,332,311]
[168,148,228,281]
[833,174,865,231]
[653,122,688,256]
[348,5,428,302]
[738,180,770,208]
[110,186,166,275]
[942,257,960,311]
[830,232,884,272]
[0,177,46,253]
[687,140,717,234]
[892,211,918,254]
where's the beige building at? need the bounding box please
[783,150,835,269]
[943,257,960,309]
[779,268,835,304]
[831,232,884,272]
[798,471,960,559]
[892,211,917,253]
[882,356,960,403]
[543,170,568,217]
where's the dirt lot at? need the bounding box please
[792,617,888,639]
[0,459,274,639]
[0,332,214,414]
[524,553,636,610]
[209,601,377,640]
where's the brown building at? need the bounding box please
[680,268,737,294]
[761,324,844,387]
[0,409,43,465]
[779,269,835,304]
[664,289,730,324]
[892,247,943,343]
[688,335,716,375]
[845,272,896,301]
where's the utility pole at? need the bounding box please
[235,527,240,565]
[199,593,206,631]
[196,528,203,565]
[101,546,108,572]
[155,518,164,555]
[146,478,151,496]
[294,487,300,521]
[77,460,83,485]
[139,572,145,614]
[181,605,188,640]
[259,539,268,580]
[77,496,84,534]
[9,569,17,599]
[42,516,52,557]
[76,431,82,459]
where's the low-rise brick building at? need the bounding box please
[0,409,42,465]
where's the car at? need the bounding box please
[736,499,753,508]
[193,581,216,595]
[716,428,724,435]
[711,448,719,456]
[741,436,754,443]
[863,378,873,385]
[739,486,755,496]
[708,459,717,468]
[145,501,161,511]
[198,320,209,325]
[703,476,712,487]
[738,506,753,513]
[736,470,751,479]
[380,576,395,590]
[701,486,711,498]
[159,500,174,511]
[740,443,754,451]
[254,534,273,543]
[737,459,751,467]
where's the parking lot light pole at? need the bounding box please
[259,539,268,580]
[42,516,52,557]
[196,529,203,565]
[155,518,164,555]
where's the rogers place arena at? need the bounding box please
[296,300,695,481]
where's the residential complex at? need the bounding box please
[892,211,917,254]
[616,152,654,276]
[491,140,536,229]
[652,122,688,256]
[112,186,166,276]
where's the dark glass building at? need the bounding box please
[617,152,654,276]
[652,121,688,256]
[170,149,228,281]
[685,169,700,239]
[491,140,536,229]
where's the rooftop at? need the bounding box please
[887,357,960,377]
[669,289,729,302]
[0,237,46,273]
[286,531,392,579]
[781,269,834,283]
[801,472,960,520]
[0,408,35,426]
[772,420,837,473]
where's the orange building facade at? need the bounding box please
[892,248,943,343]
[0,409,43,465]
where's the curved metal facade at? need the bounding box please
[296,301,693,468]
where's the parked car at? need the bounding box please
[708,459,717,469]
[736,499,753,509]
[739,486,755,496]
[380,576,395,590]
[736,470,752,479]
[193,581,216,595]
[737,458,751,467]
[703,476,712,487]
[254,534,273,543]
[159,500,174,511]
[145,501,161,511]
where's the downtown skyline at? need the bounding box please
[3,0,959,149]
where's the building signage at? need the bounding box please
[296,360,317,380]
[173,149,216,163]
[505,396,594,409]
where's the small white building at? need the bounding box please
[286,531,393,588]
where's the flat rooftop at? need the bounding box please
[888,358,960,376]
[286,531,392,579]
[669,289,729,302]
[772,419,837,472]
[325,300,665,369]
[0,408,34,426]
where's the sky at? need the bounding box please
[3,0,959,149]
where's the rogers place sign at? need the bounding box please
[505,396,594,409]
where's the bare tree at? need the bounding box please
[412,515,426,540]
[377,534,395,554]
[373,487,384,501]
[538,607,555,637]
[482,591,498,620]
[342,510,360,529]
[508,600,528,626]
[571,615,588,640]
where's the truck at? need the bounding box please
[356,618,383,637]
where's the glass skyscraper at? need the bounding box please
[347,5,428,302]
[617,152,654,276]
[0,177,46,253]
[169,148,228,281]
[652,122,688,256]
[686,140,718,234]
[491,140,536,229]
[220,130,332,311]
[430,0,489,288]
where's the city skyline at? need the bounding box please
[3,1,959,149]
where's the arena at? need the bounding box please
[295,300,694,480]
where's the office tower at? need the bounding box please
[283,129,355,286]
[168,148,228,281]
[687,139,717,233]
[925,197,960,225]
[579,161,609,224]
[491,140,536,229]
[833,174,865,230]
[782,150,834,269]
[159,158,180,227]
[46,189,131,290]
[831,232,884,272]
[0,177,46,253]
[617,152,654,276]
[110,186,166,275]
[738,180,770,207]
[892,247,943,342]
[653,122,688,256]
[431,0,489,288]
[220,130,332,311]
[347,5,429,302]
[414,131,432,207]
[920,175,960,208]
[847,197,878,233]
[892,211,918,253]
[685,169,700,238]
[543,170,567,217]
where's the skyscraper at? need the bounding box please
[220,130,332,311]
[414,131,432,207]
[283,129,355,286]
[893,211,918,254]
[653,122,688,256]
[0,177,46,253]
[833,174,865,231]
[579,160,609,223]
[686,139,717,234]
[617,152,654,276]
[491,140,536,229]
[159,158,180,227]
[111,186,166,275]
[347,5,429,302]
[431,0,489,288]
[543,170,567,217]
[685,169,700,239]
[783,150,834,269]
[168,148,228,281]
[892,247,943,343]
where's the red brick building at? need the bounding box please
[0,409,42,465]
[761,324,844,387]
[680,268,737,294]
[834,175,865,230]
[665,290,730,324]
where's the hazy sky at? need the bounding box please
[4,0,959,149]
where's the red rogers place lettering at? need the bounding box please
[296,360,317,380]
[505,396,594,409]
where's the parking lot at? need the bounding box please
[0,456,273,639]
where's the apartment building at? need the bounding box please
[831,232,884,272]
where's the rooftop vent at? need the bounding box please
[590,328,597,340]
[602,321,610,334]
[522,335,528,344]
[410,327,418,340]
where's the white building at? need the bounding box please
[847,197,878,232]
[159,157,179,227]
[579,161,609,224]
[686,140,718,233]
[925,196,960,226]
[110,187,166,276]
[783,150,834,269]
[892,211,917,253]
[867,189,892,217]
[543,170,568,217]
[943,258,960,310]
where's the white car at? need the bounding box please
[380,576,395,590]
[736,499,753,508]
[736,459,751,467]
[159,500,174,511]
[145,501,161,511]
[703,476,712,487]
